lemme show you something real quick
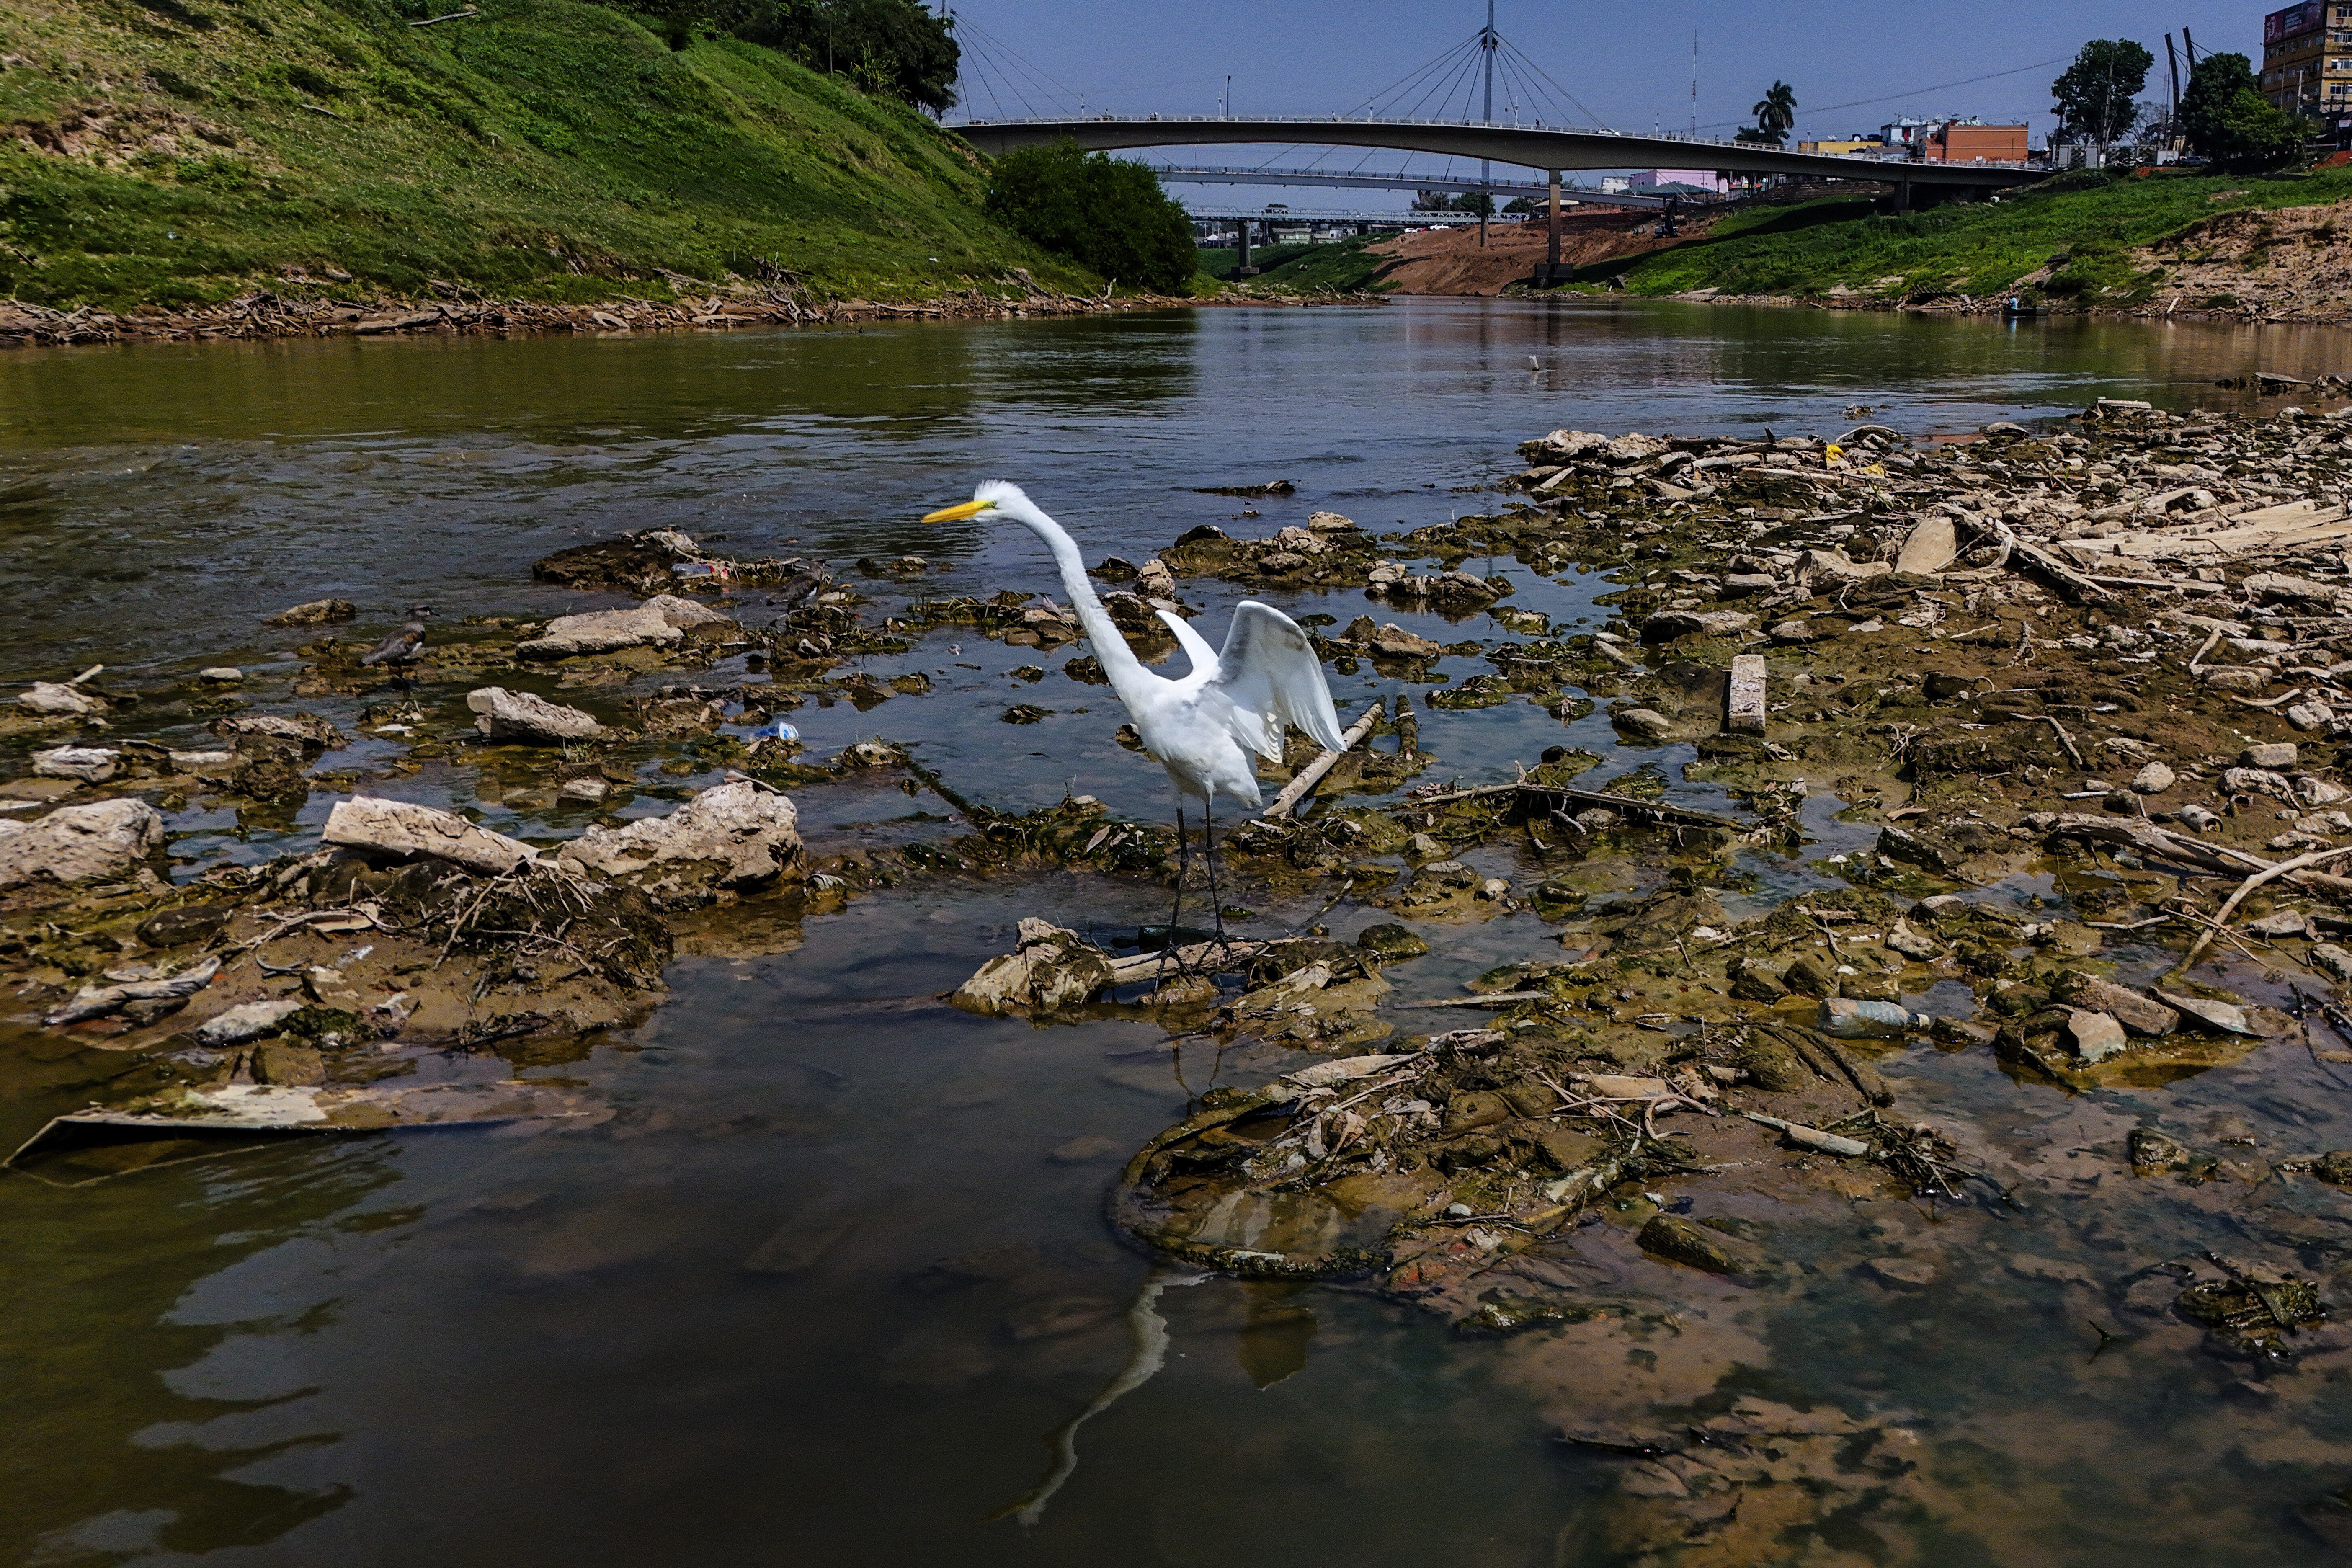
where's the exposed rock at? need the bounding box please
[2063,1008,2130,1064]
[2058,975,2178,1037]
[2311,943,2352,983]
[1885,918,1940,959]
[467,687,605,743]
[2243,742,2299,769]
[263,598,358,627]
[1893,514,1959,576]
[1638,1215,1754,1274]
[642,593,735,631]
[0,798,165,889]
[1798,547,1891,583]
[554,778,801,904]
[1862,1256,1937,1289]
[1356,922,1430,958]
[322,796,538,874]
[1612,708,1673,739]
[214,712,343,753]
[252,1041,327,1086]
[2130,761,2177,794]
[516,604,683,660]
[1641,609,1755,643]
[951,918,1112,1015]
[16,681,103,717]
[559,777,609,804]
[137,904,234,949]
[531,529,701,592]
[193,996,305,1046]
[1366,624,1443,659]
[33,746,118,782]
[2156,990,2263,1037]
[199,667,243,684]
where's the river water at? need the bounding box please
[3,300,2347,1566]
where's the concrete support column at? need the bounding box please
[1236,219,1254,277]
[1547,168,1562,280]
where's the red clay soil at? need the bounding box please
[1367,210,1718,295]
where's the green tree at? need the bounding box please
[2180,52,2308,170]
[2052,39,2154,145]
[629,0,959,113]
[985,141,1199,293]
[1749,80,1796,145]
[1450,191,1496,216]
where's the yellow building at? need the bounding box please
[1797,139,1880,155]
[2262,0,2352,113]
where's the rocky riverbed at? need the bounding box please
[7,396,2352,1557]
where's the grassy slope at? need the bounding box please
[1603,166,2352,303]
[1195,235,1394,290]
[0,0,1098,308]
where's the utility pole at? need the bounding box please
[2165,34,2181,149]
[1691,31,1698,137]
[1478,0,1495,246]
[1223,75,1230,119]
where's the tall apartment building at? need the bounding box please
[2262,0,2352,113]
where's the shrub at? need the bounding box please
[985,141,1197,293]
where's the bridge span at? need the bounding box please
[950,116,2042,207]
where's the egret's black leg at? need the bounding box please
[1161,799,1188,980]
[1204,799,1232,951]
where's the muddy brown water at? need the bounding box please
[3,301,2350,1565]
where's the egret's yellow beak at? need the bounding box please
[922,499,989,523]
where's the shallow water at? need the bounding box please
[5,300,2352,1566]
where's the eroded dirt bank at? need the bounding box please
[8,398,2352,1557]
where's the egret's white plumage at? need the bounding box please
[923,480,1344,812]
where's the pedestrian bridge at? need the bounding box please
[950,116,2042,204]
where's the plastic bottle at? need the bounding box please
[1819,997,1926,1039]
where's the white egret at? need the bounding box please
[923,480,1345,948]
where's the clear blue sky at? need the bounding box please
[941,1,2265,209]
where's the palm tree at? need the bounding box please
[1752,80,1798,145]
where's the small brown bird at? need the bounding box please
[360,605,434,667]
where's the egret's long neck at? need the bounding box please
[1006,501,1153,696]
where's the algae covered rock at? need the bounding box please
[554,779,801,905]
[951,918,1112,1016]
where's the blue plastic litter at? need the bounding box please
[750,719,799,742]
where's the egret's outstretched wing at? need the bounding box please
[1212,601,1346,761]
[1155,609,1220,681]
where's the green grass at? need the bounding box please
[1591,165,2352,304]
[0,0,1099,308]
[1196,234,1397,291]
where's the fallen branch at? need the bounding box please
[2040,714,2086,769]
[1102,939,1271,986]
[2180,843,2352,970]
[409,5,480,21]
[1263,699,1382,819]
[1400,990,1548,1009]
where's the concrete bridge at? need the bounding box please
[951,116,2042,210]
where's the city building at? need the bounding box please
[2262,0,2352,113]
[1924,121,2029,162]
[1797,137,1880,155]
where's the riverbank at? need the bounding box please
[1589,165,2352,324]
[0,0,1094,312]
[8,306,2352,1561]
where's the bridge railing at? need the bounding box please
[947,114,2050,172]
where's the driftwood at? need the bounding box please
[1263,699,1384,819]
[321,797,538,874]
[2181,843,2352,970]
[1404,780,1750,835]
[1101,939,1271,986]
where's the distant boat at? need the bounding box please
[2002,296,2042,318]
